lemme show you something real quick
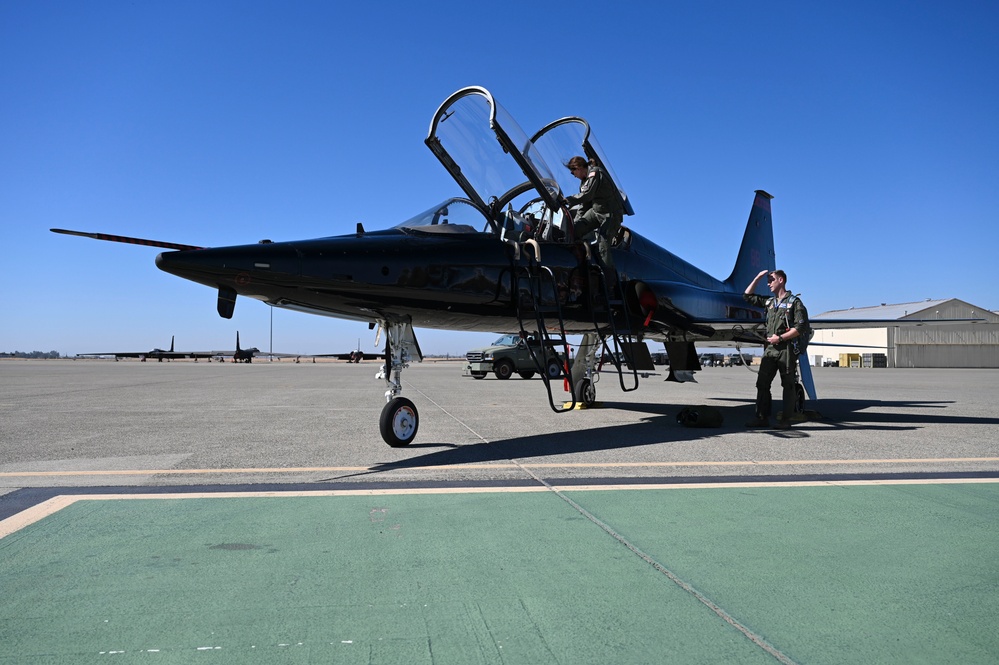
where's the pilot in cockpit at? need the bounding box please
[564,156,623,270]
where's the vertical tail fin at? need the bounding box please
[236,331,241,352]
[169,336,175,352]
[724,190,776,293]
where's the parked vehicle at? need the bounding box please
[465,334,567,380]
[699,353,725,367]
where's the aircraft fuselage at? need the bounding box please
[155,224,765,344]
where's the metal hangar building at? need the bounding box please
[810,298,999,368]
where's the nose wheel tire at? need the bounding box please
[380,397,419,447]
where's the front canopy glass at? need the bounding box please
[426,87,562,232]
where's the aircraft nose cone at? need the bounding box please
[155,249,182,274]
[156,243,303,291]
[155,249,201,279]
[155,247,232,287]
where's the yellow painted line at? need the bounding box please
[0,495,81,539]
[0,487,550,539]
[0,467,371,477]
[1,457,998,478]
[4,477,999,540]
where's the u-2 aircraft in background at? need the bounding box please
[77,335,214,362]
[53,86,977,446]
[77,331,286,364]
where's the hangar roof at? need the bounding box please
[816,298,999,324]
[815,299,954,320]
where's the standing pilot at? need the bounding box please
[743,269,809,429]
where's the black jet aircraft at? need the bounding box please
[311,341,382,363]
[213,331,261,363]
[77,336,214,362]
[330,350,382,363]
[211,331,307,363]
[53,86,981,446]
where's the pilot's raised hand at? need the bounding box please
[746,269,770,294]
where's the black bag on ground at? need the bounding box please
[677,406,724,428]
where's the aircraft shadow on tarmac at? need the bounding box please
[346,397,999,477]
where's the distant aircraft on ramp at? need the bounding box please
[76,336,213,362]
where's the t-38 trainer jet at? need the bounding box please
[53,86,975,446]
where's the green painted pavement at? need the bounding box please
[578,483,999,664]
[1,483,997,663]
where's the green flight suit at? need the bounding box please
[744,292,808,421]
[566,165,623,268]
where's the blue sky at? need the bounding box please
[3,1,997,357]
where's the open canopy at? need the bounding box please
[426,87,561,225]
[418,87,632,239]
[530,117,634,216]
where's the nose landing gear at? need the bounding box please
[375,320,423,447]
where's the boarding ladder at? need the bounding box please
[512,243,576,413]
[586,253,640,393]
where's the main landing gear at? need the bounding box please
[375,320,423,447]
[569,332,601,408]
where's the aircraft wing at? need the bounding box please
[209,350,302,358]
[686,314,986,341]
[76,352,146,358]
[809,317,985,329]
[76,351,211,359]
[310,352,383,360]
[684,315,986,348]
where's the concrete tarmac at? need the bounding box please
[1,360,998,663]
[1,360,997,488]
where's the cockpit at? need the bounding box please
[401,86,632,244]
[392,194,552,245]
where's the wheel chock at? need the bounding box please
[563,401,599,410]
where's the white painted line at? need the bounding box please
[1,457,997,478]
[3,477,998,539]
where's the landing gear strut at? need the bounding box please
[375,320,423,447]
[569,332,601,407]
